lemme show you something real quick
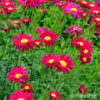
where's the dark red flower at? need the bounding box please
[79,85,88,94]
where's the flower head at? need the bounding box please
[21,83,33,92]
[20,17,32,24]
[13,33,35,51]
[56,55,74,73]
[79,85,88,94]
[38,28,58,46]
[71,37,92,49]
[7,66,29,83]
[42,53,58,69]
[63,2,82,18]
[79,54,92,64]
[48,91,61,100]
[8,90,34,100]
[64,25,83,36]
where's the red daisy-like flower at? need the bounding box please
[48,91,61,100]
[89,7,100,16]
[7,66,29,83]
[32,39,42,47]
[87,3,96,9]
[71,37,92,49]
[1,0,14,7]
[38,28,58,46]
[42,53,58,69]
[13,33,35,51]
[90,16,100,28]
[63,2,82,18]
[79,11,89,18]
[8,90,34,100]
[79,0,88,8]
[3,4,17,14]
[21,83,33,92]
[79,54,92,64]
[56,55,74,73]
[20,17,32,24]
[79,85,88,94]
[80,47,92,55]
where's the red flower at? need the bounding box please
[71,37,92,49]
[1,0,14,7]
[55,1,67,8]
[79,54,92,64]
[87,3,96,9]
[79,0,88,8]
[48,91,61,100]
[56,55,74,73]
[90,16,100,28]
[34,27,46,34]
[38,28,58,46]
[89,7,100,15]
[3,4,17,14]
[7,66,29,83]
[32,39,42,47]
[20,17,32,24]
[8,90,34,100]
[21,83,33,92]
[13,33,34,51]
[79,85,88,94]
[79,11,89,18]
[2,27,10,31]
[80,47,92,55]
[42,54,58,69]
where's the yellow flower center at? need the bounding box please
[48,59,54,63]
[83,58,87,62]
[71,8,77,12]
[83,49,88,53]
[35,41,40,45]
[90,4,95,7]
[13,20,19,24]
[21,39,28,43]
[60,60,67,67]
[18,98,24,100]
[83,13,86,16]
[24,86,30,90]
[8,7,13,10]
[93,10,99,14]
[77,42,84,46]
[96,18,100,21]
[82,1,87,4]
[5,2,10,5]
[51,93,56,97]
[73,27,77,30]
[15,74,22,78]
[44,36,51,40]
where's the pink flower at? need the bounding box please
[20,17,32,24]
[7,66,29,83]
[79,54,92,64]
[48,91,61,100]
[63,2,82,18]
[55,1,67,8]
[8,90,34,100]
[13,33,34,51]
[64,25,83,36]
[21,83,33,92]
[89,7,100,15]
[42,53,59,69]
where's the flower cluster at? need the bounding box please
[42,54,74,73]
[0,0,17,14]
[7,66,34,99]
[71,37,92,64]
[18,0,49,8]
[13,27,58,51]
